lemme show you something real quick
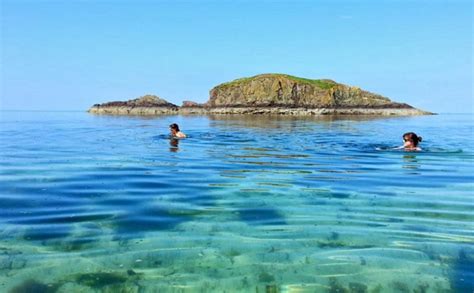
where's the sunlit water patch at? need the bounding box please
[0,112,473,292]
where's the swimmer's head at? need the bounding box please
[169,123,180,133]
[403,132,422,148]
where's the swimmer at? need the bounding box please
[401,132,422,151]
[169,123,186,138]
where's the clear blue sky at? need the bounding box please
[1,0,472,113]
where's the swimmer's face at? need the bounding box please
[170,127,177,134]
[403,136,414,148]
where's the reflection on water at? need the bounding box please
[169,138,179,152]
[402,154,421,173]
[207,114,409,125]
[0,112,473,292]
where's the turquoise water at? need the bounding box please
[0,111,473,292]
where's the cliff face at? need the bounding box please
[208,74,409,109]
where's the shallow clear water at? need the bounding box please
[0,111,473,292]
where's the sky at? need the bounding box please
[1,0,472,113]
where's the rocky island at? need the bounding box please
[88,94,179,115]
[88,74,432,116]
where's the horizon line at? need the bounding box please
[1,109,472,115]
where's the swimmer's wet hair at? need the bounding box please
[403,132,422,147]
[169,123,180,131]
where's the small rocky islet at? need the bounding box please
[88,73,432,116]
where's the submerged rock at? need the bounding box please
[328,277,349,293]
[349,282,368,293]
[9,279,58,293]
[258,272,276,283]
[74,272,128,288]
[23,226,71,241]
[238,207,286,226]
[450,249,474,292]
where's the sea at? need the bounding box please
[0,111,473,292]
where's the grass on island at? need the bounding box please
[216,73,338,90]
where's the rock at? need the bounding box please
[181,100,204,107]
[88,94,178,115]
[88,74,432,116]
[208,74,427,112]
[209,74,336,107]
[200,106,427,116]
[9,279,58,293]
[101,94,176,107]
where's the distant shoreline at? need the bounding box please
[87,73,434,116]
[88,105,433,116]
[3,110,472,114]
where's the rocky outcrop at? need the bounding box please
[181,101,205,107]
[88,74,432,116]
[208,74,336,107]
[204,74,431,115]
[209,74,419,109]
[177,107,428,116]
[88,95,178,115]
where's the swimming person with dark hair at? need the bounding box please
[401,132,422,151]
[169,123,186,138]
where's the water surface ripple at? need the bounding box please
[0,112,473,292]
